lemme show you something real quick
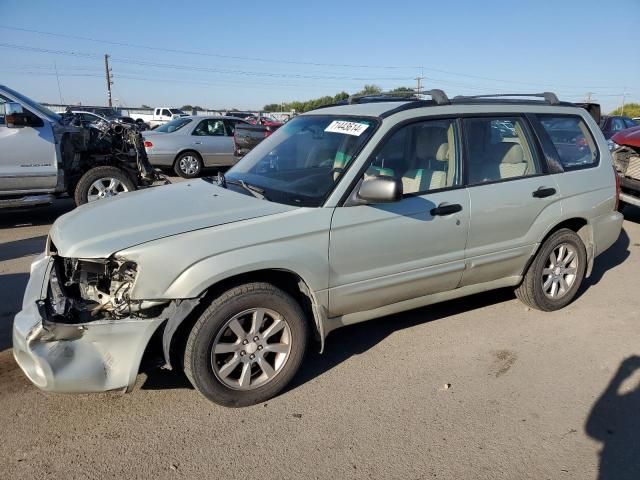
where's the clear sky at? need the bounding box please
[1,0,638,113]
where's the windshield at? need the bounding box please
[170,109,186,115]
[2,85,61,122]
[223,115,378,207]
[154,117,192,133]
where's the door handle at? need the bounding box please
[194,141,202,145]
[431,202,462,216]
[532,187,556,198]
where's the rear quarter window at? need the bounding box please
[537,115,599,170]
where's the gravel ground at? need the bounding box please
[0,184,639,480]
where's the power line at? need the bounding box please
[1,25,634,91]
[0,43,413,82]
[0,25,420,70]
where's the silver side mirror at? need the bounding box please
[5,102,27,128]
[356,176,403,204]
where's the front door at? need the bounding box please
[329,118,469,317]
[0,97,58,192]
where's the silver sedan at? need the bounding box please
[143,116,248,178]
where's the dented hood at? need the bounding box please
[49,180,297,258]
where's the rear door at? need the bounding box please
[460,116,561,287]
[0,96,58,192]
[329,118,470,317]
[191,118,234,165]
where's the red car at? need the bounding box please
[611,126,640,210]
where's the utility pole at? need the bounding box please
[585,92,592,103]
[104,54,113,107]
[621,89,627,115]
[415,76,424,94]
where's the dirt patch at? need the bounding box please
[492,350,518,377]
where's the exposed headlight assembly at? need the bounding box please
[47,256,162,323]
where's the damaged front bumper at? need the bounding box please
[12,254,166,393]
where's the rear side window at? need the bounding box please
[463,117,540,185]
[538,115,598,170]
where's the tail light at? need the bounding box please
[613,165,621,210]
[143,140,153,148]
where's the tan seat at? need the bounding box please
[402,128,449,194]
[496,143,527,179]
[401,169,447,193]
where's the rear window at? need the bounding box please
[154,117,192,133]
[538,115,598,170]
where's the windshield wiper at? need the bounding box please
[217,172,266,200]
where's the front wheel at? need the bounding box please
[184,282,308,407]
[73,166,135,206]
[515,228,587,311]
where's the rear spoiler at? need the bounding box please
[573,102,601,125]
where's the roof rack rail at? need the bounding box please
[347,88,450,106]
[452,92,560,105]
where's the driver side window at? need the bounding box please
[366,119,459,195]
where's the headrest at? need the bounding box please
[416,126,448,159]
[498,143,525,164]
[435,143,449,161]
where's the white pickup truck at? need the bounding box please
[128,107,187,129]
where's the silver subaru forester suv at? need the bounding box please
[13,91,623,406]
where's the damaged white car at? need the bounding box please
[13,92,623,406]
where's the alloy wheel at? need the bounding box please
[179,155,200,176]
[87,177,129,202]
[211,308,292,390]
[541,243,579,299]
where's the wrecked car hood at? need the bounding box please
[49,180,298,258]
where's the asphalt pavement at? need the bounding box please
[0,185,639,480]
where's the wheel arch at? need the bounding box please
[160,268,326,371]
[522,217,594,279]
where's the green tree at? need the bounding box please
[356,84,382,96]
[141,104,150,108]
[180,105,193,111]
[610,103,640,118]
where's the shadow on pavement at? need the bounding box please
[0,235,48,262]
[579,227,631,292]
[0,273,30,353]
[0,198,74,229]
[287,288,515,394]
[586,355,640,480]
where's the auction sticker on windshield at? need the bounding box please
[325,120,370,136]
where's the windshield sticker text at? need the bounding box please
[325,121,369,136]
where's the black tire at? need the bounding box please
[515,228,587,311]
[173,151,203,178]
[184,282,308,407]
[73,166,135,206]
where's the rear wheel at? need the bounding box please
[184,282,308,407]
[73,166,135,206]
[515,228,587,311]
[174,151,203,178]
